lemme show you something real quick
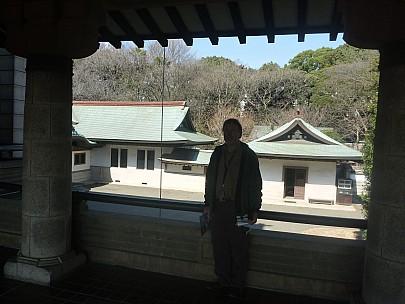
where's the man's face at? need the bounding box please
[223,123,241,145]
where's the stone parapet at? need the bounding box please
[74,207,365,301]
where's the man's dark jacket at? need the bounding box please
[204,142,262,218]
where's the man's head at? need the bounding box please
[223,118,242,146]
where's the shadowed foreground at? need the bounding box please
[0,247,348,304]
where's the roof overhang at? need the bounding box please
[0,0,344,50]
[89,139,200,146]
[256,153,362,162]
[98,0,343,48]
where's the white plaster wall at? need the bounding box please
[90,145,182,189]
[259,158,337,204]
[90,146,110,167]
[109,167,161,187]
[160,171,206,192]
[72,150,91,172]
[165,163,205,175]
[87,145,341,203]
[91,144,172,168]
[93,166,206,192]
[351,171,366,195]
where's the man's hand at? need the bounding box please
[249,212,258,225]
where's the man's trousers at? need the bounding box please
[210,200,251,288]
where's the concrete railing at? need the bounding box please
[0,198,21,249]
[73,205,365,301]
[0,185,366,301]
[70,191,366,301]
[0,160,22,184]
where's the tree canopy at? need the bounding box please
[73,42,379,144]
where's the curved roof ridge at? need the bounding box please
[254,117,341,145]
[298,118,341,145]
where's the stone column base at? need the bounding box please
[4,251,86,285]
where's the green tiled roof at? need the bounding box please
[72,126,98,148]
[255,118,340,144]
[248,141,362,160]
[248,117,362,161]
[72,101,216,146]
[160,148,213,165]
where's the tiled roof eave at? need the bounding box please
[256,153,362,162]
[159,158,208,166]
[87,138,215,146]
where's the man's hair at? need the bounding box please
[223,118,242,137]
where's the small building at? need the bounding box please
[72,101,216,191]
[72,122,100,183]
[248,117,363,205]
[72,103,363,206]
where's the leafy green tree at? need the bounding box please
[320,129,344,143]
[200,56,236,66]
[360,101,376,218]
[309,46,379,143]
[287,44,378,73]
[333,44,377,65]
[286,47,336,72]
[360,55,379,218]
[310,62,376,142]
[259,61,280,71]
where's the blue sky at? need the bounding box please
[188,33,345,69]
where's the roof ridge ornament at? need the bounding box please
[293,110,304,119]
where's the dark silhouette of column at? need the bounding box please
[362,40,405,304]
[1,0,104,285]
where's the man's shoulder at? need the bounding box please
[214,144,225,152]
[241,142,256,156]
[211,145,224,157]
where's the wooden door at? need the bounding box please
[284,168,307,199]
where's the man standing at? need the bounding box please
[203,118,262,297]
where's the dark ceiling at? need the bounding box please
[100,0,343,48]
[0,0,344,49]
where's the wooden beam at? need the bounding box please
[165,6,193,46]
[195,4,219,45]
[329,0,342,41]
[297,0,307,42]
[98,26,122,49]
[262,0,275,43]
[108,11,144,48]
[228,1,246,44]
[135,8,168,47]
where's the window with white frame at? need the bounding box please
[338,179,352,189]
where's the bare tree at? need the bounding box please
[73,44,149,101]
[259,104,333,129]
[145,40,196,64]
[243,68,312,123]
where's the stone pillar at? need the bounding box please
[0,0,104,285]
[4,54,85,284]
[361,40,405,304]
